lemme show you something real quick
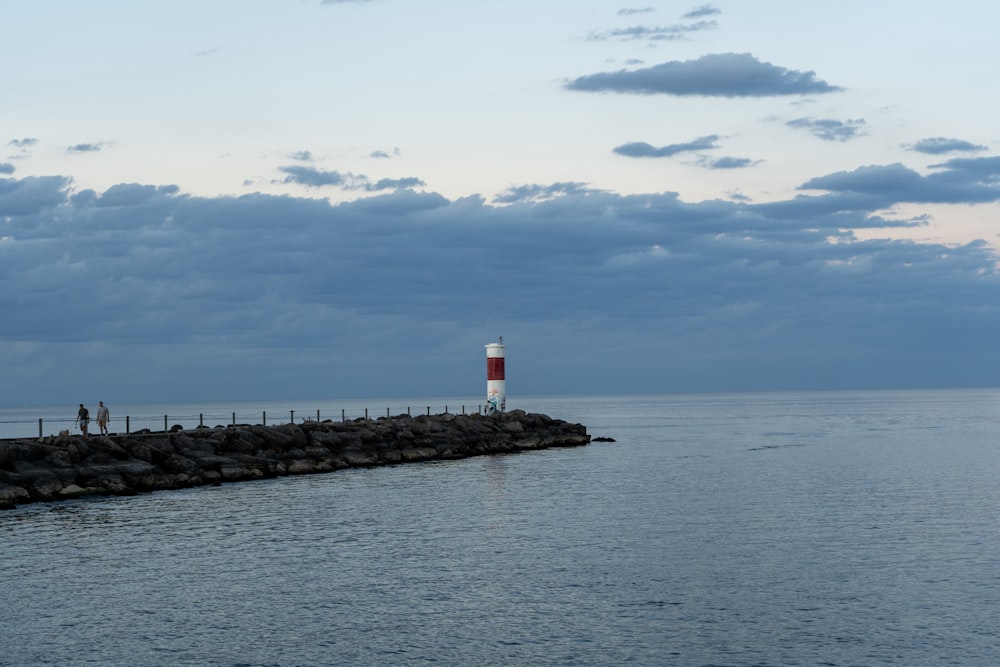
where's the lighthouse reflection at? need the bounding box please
[483,455,510,533]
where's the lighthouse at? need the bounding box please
[485,337,505,415]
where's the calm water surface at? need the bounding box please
[3,390,1000,666]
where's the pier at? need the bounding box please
[0,410,590,509]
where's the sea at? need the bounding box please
[3,389,1000,667]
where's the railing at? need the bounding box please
[0,404,488,440]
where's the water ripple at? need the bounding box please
[4,391,1000,665]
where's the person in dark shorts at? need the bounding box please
[76,404,90,437]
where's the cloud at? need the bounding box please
[614,135,720,158]
[683,4,721,18]
[0,175,73,216]
[95,183,182,207]
[928,156,1000,185]
[371,148,401,159]
[492,182,595,203]
[0,163,14,175]
[618,7,655,15]
[787,117,866,142]
[588,21,718,42]
[908,137,988,155]
[2,159,1000,405]
[290,150,314,162]
[279,165,349,187]
[8,138,38,148]
[367,176,425,191]
[566,53,842,97]
[798,158,1000,205]
[700,156,756,169]
[66,143,104,154]
[278,165,424,191]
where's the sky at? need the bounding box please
[3,0,1000,406]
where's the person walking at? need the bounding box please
[76,404,90,437]
[96,401,110,435]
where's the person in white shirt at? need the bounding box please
[96,401,110,436]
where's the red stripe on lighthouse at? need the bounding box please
[487,357,505,380]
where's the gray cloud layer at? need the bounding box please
[2,155,999,404]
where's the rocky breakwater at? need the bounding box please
[0,410,590,509]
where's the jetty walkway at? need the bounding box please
[0,410,589,509]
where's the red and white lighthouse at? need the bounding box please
[485,337,506,415]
